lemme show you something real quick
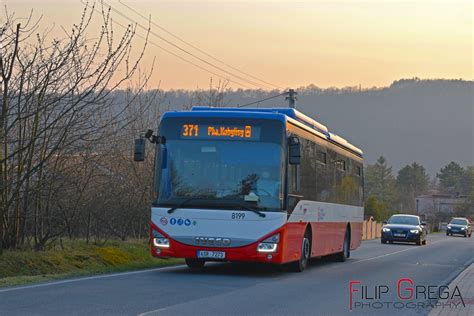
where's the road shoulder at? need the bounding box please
[429,262,474,316]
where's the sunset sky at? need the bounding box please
[5,0,473,90]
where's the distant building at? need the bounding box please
[416,193,467,220]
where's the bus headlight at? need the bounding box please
[257,233,280,253]
[258,243,278,253]
[153,237,170,248]
[152,230,170,248]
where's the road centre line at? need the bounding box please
[353,238,450,264]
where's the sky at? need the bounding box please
[4,0,473,90]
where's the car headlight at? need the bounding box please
[410,229,420,234]
[447,225,452,229]
[461,227,466,230]
[382,227,391,232]
[257,233,280,253]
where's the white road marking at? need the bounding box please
[353,238,450,264]
[0,265,186,293]
[138,306,170,316]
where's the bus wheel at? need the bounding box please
[336,229,350,262]
[185,258,205,269]
[290,234,311,272]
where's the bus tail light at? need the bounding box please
[257,233,280,253]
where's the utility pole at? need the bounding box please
[286,89,297,108]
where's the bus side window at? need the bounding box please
[317,151,327,164]
[314,145,328,201]
[286,135,302,211]
[286,162,301,211]
[326,150,337,203]
[289,163,300,192]
[352,161,364,206]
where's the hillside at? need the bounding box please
[141,79,473,175]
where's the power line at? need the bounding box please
[118,0,283,90]
[102,1,271,90]
[237,91,288,108]
[80,1,253,89]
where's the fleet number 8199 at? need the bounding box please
[232,212,245,220]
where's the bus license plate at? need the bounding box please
[197,251,226,259]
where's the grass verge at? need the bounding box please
[0,239,183,288]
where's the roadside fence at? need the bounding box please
[362,219,382,240]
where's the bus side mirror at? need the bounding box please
[289,137,301,165]
[134,138,146,162]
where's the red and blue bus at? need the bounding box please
[136,107,364,272]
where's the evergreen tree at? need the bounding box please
[461,166,474,195]
[396,162,430,213]
[455,167,474,218]
[364,156,398,211]
[437,162,465,194]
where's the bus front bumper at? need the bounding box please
[151,237,285,264]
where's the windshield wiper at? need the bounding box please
[167,197,202,214]
[228,200,266,218]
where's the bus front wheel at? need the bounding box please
[185,258,205,269]
[289,233,311,272]
[336,229,350,262]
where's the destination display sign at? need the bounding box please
[181,124,261,140]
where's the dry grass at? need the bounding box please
[0,239,182,288]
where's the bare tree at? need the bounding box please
[190,78,231,108]
[0,2,152,250]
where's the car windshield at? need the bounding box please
[154,117,285,211]
[388,216,419,226]
[450,219,468,225]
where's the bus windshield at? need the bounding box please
[155,118,285,211]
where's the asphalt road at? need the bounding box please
[0,234,473,316]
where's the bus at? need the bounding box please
[134,106,364,272]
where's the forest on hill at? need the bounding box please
[150,78,473,176]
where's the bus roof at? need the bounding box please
[162,106,363,157]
